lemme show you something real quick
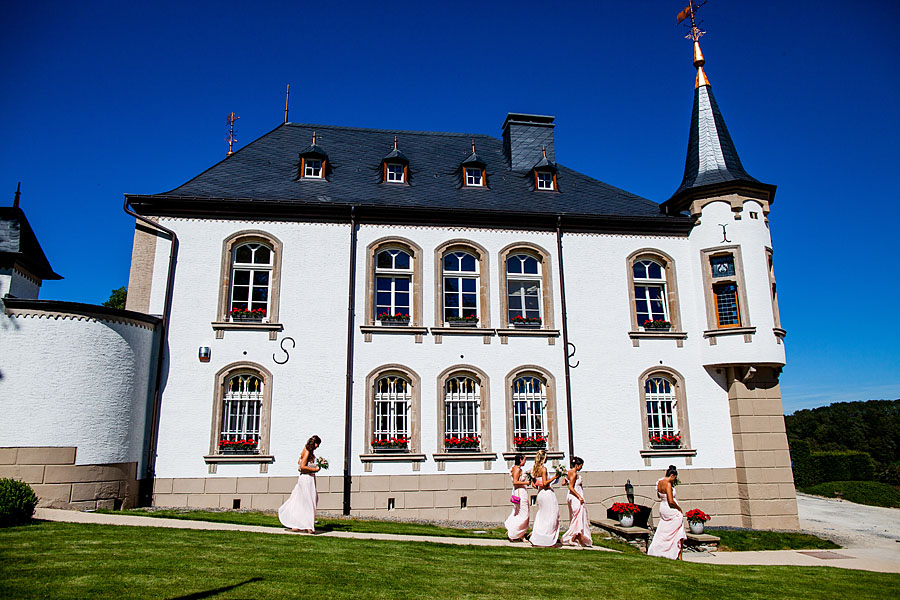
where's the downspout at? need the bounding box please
[123,197,179,506]
[556,216,575,460]
[342,206,359,515]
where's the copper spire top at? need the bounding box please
[393,135,398,150]
[677,1,710,88]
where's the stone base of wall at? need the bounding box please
[154,466,799,530]
[0,447,139,510]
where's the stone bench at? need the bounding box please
[591,518,651,552]
[684,531,720,551]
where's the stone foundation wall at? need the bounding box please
[0,447,139,510]
[154,466,763,528]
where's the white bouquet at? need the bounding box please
[316,456,329,470]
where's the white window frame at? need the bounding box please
[373,375,411,442]
[633,259,668,328]
[645,375,678,440]
[304,158,323,179]
[464,167,484,187]
[375,248,412,318]
[220,373,263,449]
[506,253,542,322]
[444,375,481,442]
[512,376,547,440]
[229,242,273,321]
[442,251,480,322]
[535,170,554,190]
[385,162,405,183]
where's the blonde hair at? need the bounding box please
[531,449,547,480]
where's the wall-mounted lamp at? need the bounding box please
[199,347,211,362]
[625,479,634,504]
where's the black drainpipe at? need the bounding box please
[342,206,359,515]
[123,197,179,506]
[556,216,575,460]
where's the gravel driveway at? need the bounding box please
[797,492,900,549]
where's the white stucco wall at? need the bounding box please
[0,305,158,471]
[0,267,41,300]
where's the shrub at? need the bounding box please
[800,480,900,508]
[0,478,38,527]
[789,440,876,487]
[878,462,900,486]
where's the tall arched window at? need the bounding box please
[442,251,479,323]
[512,376,546,449]
[645,375,678,445]
[219,372,263,453]
[633,259,667,328]
[444,375,481,449]
[229,243,273,320]
[375,248,412,319]
[373,374,411,448]
[506,254,542,323]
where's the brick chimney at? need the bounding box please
[502,113,555,171]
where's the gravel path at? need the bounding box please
[797,492,900,549]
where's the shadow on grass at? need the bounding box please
[168,576,263,599]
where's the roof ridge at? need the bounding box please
[285,122,500,141]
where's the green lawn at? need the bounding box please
[708,528,840,552]
[0,522,895,599]
[800,481,900,508]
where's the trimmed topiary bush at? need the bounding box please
[0,478,39,527]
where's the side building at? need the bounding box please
[119,41,796,528]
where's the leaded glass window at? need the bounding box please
[714,283,740,326]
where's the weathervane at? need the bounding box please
[226,112,240,156]
[676,1,707,42]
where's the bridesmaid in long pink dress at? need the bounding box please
[528,450,560,547]
[504,453,530,542]
[561,456,592,547]
[647,465,687,559]
[278,435,321,533]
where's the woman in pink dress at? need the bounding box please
[528,449,560,547]
[504,453,530,542]
[647,465,687,559]
[561,456,592,547]
[278,435,321,533]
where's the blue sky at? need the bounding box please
[2,1,897,414]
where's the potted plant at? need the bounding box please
[685,509,710,534]
[610,502,641,527]
[513,434,547,450]
[446,315,479,327]
[444,434,480,451]
[218,438,259,454]
[377,312,410,326]
[642,319,672,331]
[510,315,541,328]
[372,436,410,452]
[230,307,266,322]
[649,433,682,448]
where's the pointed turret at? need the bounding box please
[663,40,775,213]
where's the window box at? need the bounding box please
[444,436,480,451]
[642,320,672,331]
[220,448,260,455]
[230,309,266,322]
[372,446,409,453]
[378,317,410,326]
[218,439,259,454]
[649,434,681,449]
[512,321,541,329]
[372,437,410,452]
[514,435,547,450]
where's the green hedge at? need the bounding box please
[799,480,900,508]
[0,478,38,527]
[789,441,875,487]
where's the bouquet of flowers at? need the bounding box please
[685,509,710,523]
[315,457,329,470]
[610,502,641,516]
[553,464,568,484]
[523,471,535,484]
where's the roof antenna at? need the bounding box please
[226,112,240,156]
[284,84,290,124]
[393,135,398,150]
[542,145,547,158]
[312,131,317,146]
[471,139,476,154]
[13,181,21,208]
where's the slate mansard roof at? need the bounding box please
[128,122,694,233]
[0,207,62,281]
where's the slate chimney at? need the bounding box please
[502,113,555,171]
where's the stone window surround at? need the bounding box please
[213,230,284,341]
[434,365,495,470]
[765,246,781,330]
[498,242,556,330]
[364,237,423,326]
[637,366,694,466]
[433,239,491,330]
[700,245,752,341]
[205,361,275,474]
[503,366,559,454]
[626,248,684,347]
[360,364,424,471]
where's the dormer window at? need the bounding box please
[385,163,405,183]
[465,167,484,187]
[535,171,554,190]
[304,158,323,179]
[298,131,328,180]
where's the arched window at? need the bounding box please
[373,374,411,448]
[229,243,273,321]
[375,248,412,320]
[633,259,667,328]
[506,253,542,324]
[444,375,481,449]
[512,376,547,449]
[442,251,479,323]
[638,367,691,454]
[219,373,263,453]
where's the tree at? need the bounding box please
[102,287,127,310]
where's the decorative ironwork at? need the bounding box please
[567,342,579,369]
[273,336,295,365]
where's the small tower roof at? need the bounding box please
[664,40,775,211]
[461,140,485,166]
[299,131,328,158]
[382,136,409,164]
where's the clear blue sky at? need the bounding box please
[2,1,897,414]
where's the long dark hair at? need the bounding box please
[666,464,678,478]
[305,435,321,453]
